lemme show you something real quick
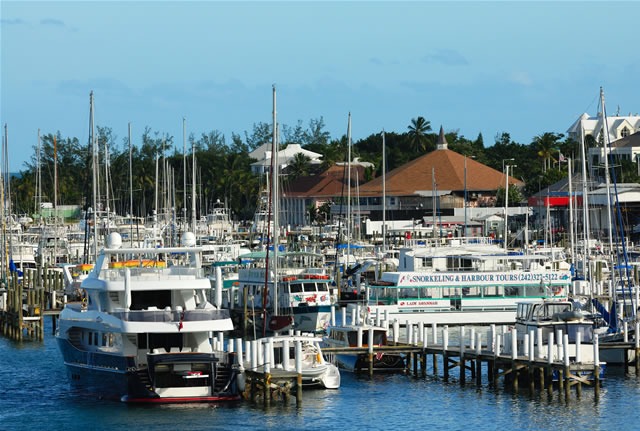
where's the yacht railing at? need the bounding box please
[113,309,230,322]
[101,267,203,281]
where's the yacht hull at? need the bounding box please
[331,353,405,373]
[57,337,241,403]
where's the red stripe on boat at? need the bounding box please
[123,396,241,403]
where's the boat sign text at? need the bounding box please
[397,271,570,286]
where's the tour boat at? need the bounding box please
[56,232,242,403]
[356,251,571,326]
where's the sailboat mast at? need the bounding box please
[191,133,196,234]
[90,91,98,262]
[129,122,133,248]
[346,113,351,267]
[37,129,41,217]
[432,168,437,241]
[504,165,509,251]
[154,153,159,221]
[104,132,109,229]
[53,135,58,263]
[183,117,187,227]
[568,158,575,263]
[579,123,591,284]
[382,130,386,253]
[600,88,616,297]
[5,125,10,222]
[271,86,279,315]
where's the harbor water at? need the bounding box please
[2,320,640,431]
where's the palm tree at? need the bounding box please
[408,116,432,153]
[287,153,312,181]
[534,132,562,171]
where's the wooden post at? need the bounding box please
[443,353,449,381]
[433,352,438,375]
[635,322,640,371]
[368,328,374,378]
[460,326,466,385]
[421,349,427,378]
[17,276,23,342]
[594,334,600,397]
[295,340,302,407]
[558,367,564,392]
[563,333,570,398]
[511,329,518,391]
[39,289,44,341]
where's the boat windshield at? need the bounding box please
[348,330,385,346]
[532,303,572,321]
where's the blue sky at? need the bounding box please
[2,1,639,170]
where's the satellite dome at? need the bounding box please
[182,232,196,247]
[106,232,122,249]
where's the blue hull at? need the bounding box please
[57,337,240,403]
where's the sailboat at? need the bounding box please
[227,87,333,335]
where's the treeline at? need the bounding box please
[10,116,639,220]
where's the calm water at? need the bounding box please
[2,320,640,431]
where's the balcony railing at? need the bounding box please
[113,309,230,322]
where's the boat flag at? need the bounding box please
[178,311,185,331]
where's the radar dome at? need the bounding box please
[106,232,122,249]
[182,232,196,247]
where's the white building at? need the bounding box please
[249,143,323,175]
[568,111,640,180]
[567,112,640,143]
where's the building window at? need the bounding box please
[621,127,630,138]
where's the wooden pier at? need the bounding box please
[322,315,640,399]
[0,266,65,341]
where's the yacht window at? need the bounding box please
[303,283,316,292]
[290,284,303,293]
[504,286,524,297]
[131,290,171,310]
[93,332,98,346]
[87,332,92,345]
[102,333,108,347]
[421,257,433,269]
[317,283,329,292]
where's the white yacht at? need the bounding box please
[249,335,340,388]
[56,232,242,403]
[514,300,605,379]
[226,251,334,333]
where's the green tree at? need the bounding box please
[495,186,524,207]
[534,132,564,172]
[408,116,432,153]
[287,153,312,181]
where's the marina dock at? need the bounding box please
[0,266,65,341]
